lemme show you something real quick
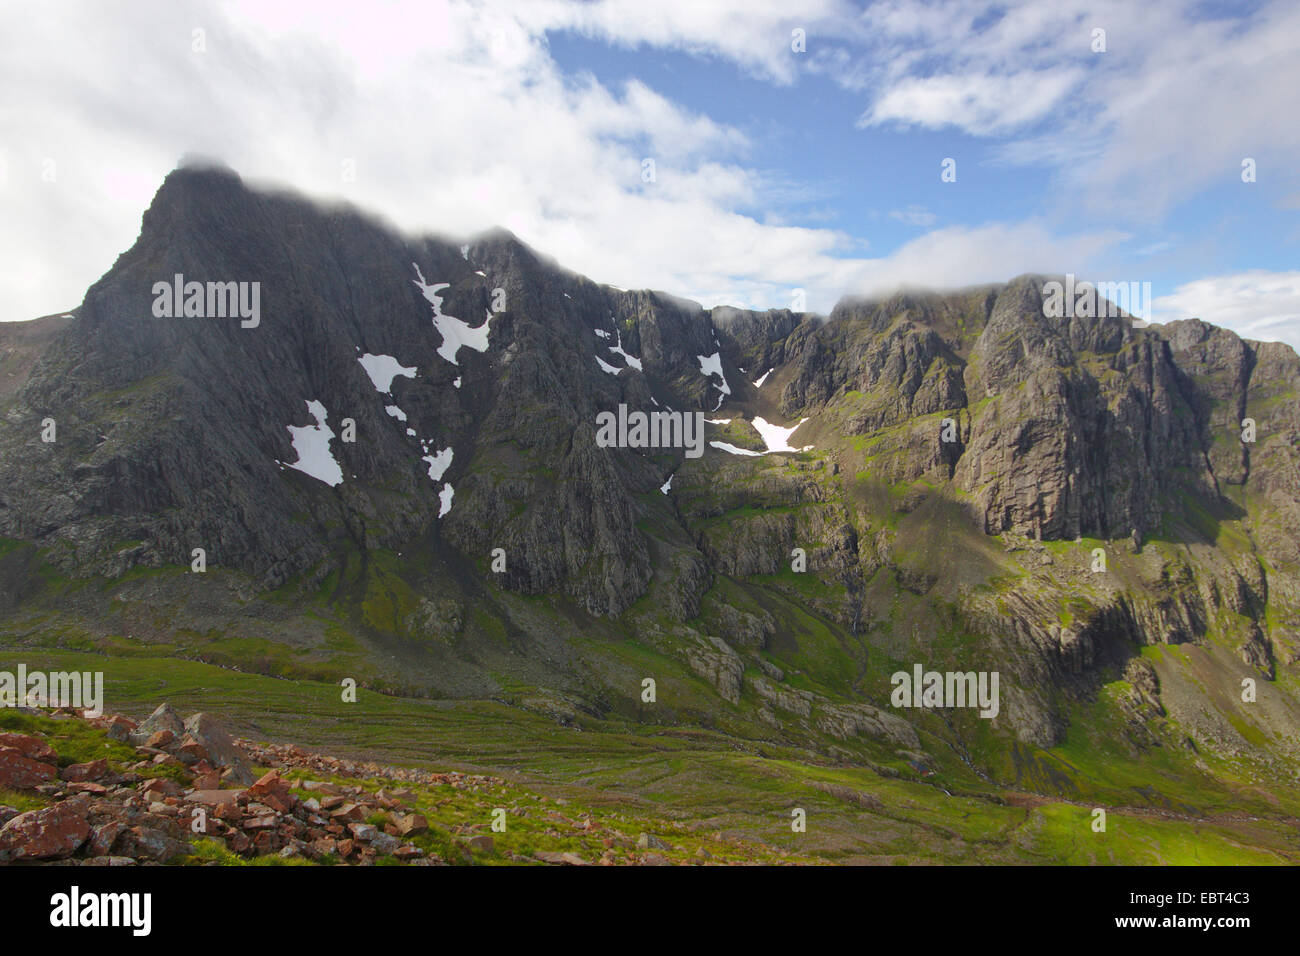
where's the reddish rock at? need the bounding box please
[336,838,356,858]
[244,815,279,831]
[192,770,222,790]
[245,770,294,814]
[88,821,127,857]
[0,748,58,790]
[0,802,90,861]
[117,826,189,861]
[185,789,242,806]
[225,830,252,855]
[69,781,111,795]
[396,813,429,837]
[393,844,424,860]
[174,736,210,766]
[145,729,177,750]
[307,836,338,859]
[462,834,494,853]
[330,803,364,823]
[60,758,111,783]
[0,732,57,762]
[140,777,181,799]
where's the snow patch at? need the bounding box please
[752,416,812,453]
[608,330,643,371]
[453,376,462,389]
[358,353,416,393]
[438,483,454,517]
[697,352,730,405]
[385,405,408,422]
[423,446,454,482]
[753,368,775,388]
[412,263,494,365]
[705,418,731,425]
[660,474,673,494]
[460,244,469,260]
[595,354,621,375]
[283,400,344,486]
[710,441,763,457]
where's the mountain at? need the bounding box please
[2,165,1300,862]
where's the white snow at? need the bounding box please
[475,270,486,277]
[460,244,469,260]
[406,428,416,437]
[453,376,462,388]
[660,474,673,494]
[438,483,454,517]
[705,418,731,425]
[594,328,611,339]
[283,400,344,486]
[385,405,408,422]
[563,292,571,299]
[754,368,775,388]
[358,353,417,393]
[710,441,763,457]
[595,354,621,375]
[697,351,730,398]
[608,330,643,371]
[752,416,813,453]
[412,263,494,365]
[423,446,454,482]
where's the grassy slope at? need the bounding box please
[1,649,1294,864]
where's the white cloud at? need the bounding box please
[1153,271,1300,352]
[0,0,1287,334]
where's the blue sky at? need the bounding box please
[2,0,1298,347]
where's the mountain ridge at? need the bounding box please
[2,167,1299,830]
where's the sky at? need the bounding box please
[2,0,1298,349]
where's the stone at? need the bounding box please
[245,769,294,814]
[0,747,58,790]
[116,826,190,862]
[59,758,112,783]
[137,702,185,739]
[395,813,428,836]
[0,732,57,762]
[145,729,177,750]
[636,832,671,850]
[0,802,90,861]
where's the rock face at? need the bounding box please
[1,166,1298,774]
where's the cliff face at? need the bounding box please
[2,167,1299,793]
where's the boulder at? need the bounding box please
[182,713,254,784]
[0,732,57,762]
[245,769,294,814]
[59,758,113,783]
[0,747,57,790]
[136,702,185,739]
[0,802,90,861]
